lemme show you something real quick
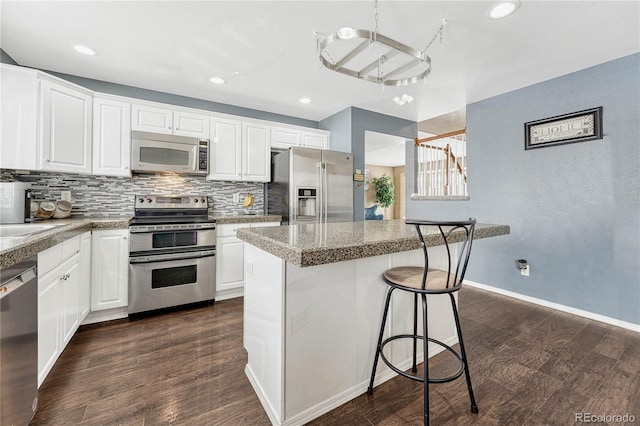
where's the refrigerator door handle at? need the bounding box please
[322,162,328,222]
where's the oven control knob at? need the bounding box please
[200,198,206,204]
[138,198,144,203]
[146,198,153,203]
[194,198,199,203]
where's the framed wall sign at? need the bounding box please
[524,107,603,150]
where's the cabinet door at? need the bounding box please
[208,118,242,181]
[91,229,129,311]
[93,97,131,177]
[270,127,300,150]
[131,104,172,134]
[301,131,328,150]
[0,65,39,170]
[174,110,209,138]
[216,236,245,291]
[40,80,92,174]
[60,254,81,347]
[38,266,61,387]
[242,122,270,182]
[79,231,92,321]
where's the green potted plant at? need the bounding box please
[372,173,395,219]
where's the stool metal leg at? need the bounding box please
[368,287,395,395]
[412,293,418,373]
[421,293,430,426]
[449,293,479,414]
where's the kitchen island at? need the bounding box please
[236,220,509,426]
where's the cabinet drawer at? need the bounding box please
[217,224,247,237]
[38,244,62,276]
[62,236,80,260]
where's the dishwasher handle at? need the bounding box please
[0,266,37,299]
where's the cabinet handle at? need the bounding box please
[123,236,128,240]
[46,159,50,162]
[125,166,129,170]
[168,126,172,130]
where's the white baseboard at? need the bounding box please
[215,288,244,301]
[464,280,640,333]
[245,364,281,426]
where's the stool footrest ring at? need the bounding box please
[378,334,465,384]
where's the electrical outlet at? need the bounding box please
[521,265,530,276]
[61,191,72,201]
[233,193,239,203]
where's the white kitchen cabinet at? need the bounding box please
[131,103,209,138]
[40,79,92,174]
[242,122,270,182]
[270,126,330,151]
[271,126,300,150]
[37,263,61,387]
[91,229,129,311]
[301,131,329,149]
[37,235,81,387]
[0,64,39,170]
[216,221,280,299]
[208,117,242,181]
[60,252,81,347]
[93,96,131,177]
[208,119,270,182]
[79,231,92,321]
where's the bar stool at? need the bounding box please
[367,218,479,426]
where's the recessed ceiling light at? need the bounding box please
[209,76,226,85]
[488,1,520,19]
[299,97,312,104]
[73,45,97,56]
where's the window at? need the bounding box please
[415,130,467,197]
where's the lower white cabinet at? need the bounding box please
[91,229,129,311]
[216,221,279,299]
[37,235,82,387]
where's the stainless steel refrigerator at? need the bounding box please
[267,147,353,224]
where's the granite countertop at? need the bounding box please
[236,219,510,267]
[211,214,281,225]
[0,217,131,269]
[0,214,281,269]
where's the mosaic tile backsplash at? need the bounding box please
[1,169,264,217]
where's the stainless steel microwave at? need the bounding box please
[131,131,209,175]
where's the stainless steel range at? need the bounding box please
[128,195,216,316]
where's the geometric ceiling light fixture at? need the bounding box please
[315,0,446,87]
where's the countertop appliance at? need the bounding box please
[1,256,38,425]
[267,147,353,225]
[128,195,216,316]
[131,131,209,175]
[0,182,30,224]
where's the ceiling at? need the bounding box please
[1,1,638,124]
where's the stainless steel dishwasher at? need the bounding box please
[1,256,38,425]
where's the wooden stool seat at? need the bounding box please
[383,266,455,291]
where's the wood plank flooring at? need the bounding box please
[31,287,640,425]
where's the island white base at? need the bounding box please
[244,245,458,426]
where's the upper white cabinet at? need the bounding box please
[271,127,300,150]
[208,117,242,180]
[271,126,329,151]
[242,122,270,182]
[40,79,92,174]
[0,64,39,170]
[131,103,209,139]
[301,131,329,149]
[93,96,131,177]
[208,119,270,182]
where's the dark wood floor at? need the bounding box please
[31,287,639,425]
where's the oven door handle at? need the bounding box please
[129,249,216,264]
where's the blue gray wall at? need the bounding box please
[320,107,417,221]
[409,53,640,324]
[0,49,18,65]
